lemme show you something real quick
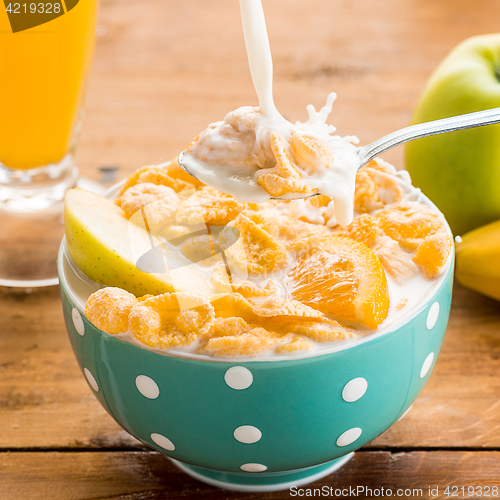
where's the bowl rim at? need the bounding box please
[59,167,454,363]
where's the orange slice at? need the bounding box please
[289,235,389,329]
[412,232,453,279]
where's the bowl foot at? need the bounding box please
[170,453,354,492]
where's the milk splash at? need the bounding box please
[179,0,360,226]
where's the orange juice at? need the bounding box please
[0,0,96,170]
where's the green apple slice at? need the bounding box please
[64,188,212,297]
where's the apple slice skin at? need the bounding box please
[65,213,171,296]
[405,34,500,236]
[64,188,210,298]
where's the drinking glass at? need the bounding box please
[0,0,97,287]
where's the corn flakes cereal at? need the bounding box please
[244,209,329,252]
[275,215,330,252]
[201,317,309,356]
[137,294,154,302]
[157,225,191,244]
[265,316,351,342]
[199,327,284,357]
[180,234,220,265]
[116,183,179,226]
[333,214,417,284]
[251,296,327,319]
[210,292,257,321]
[174,192,205,226]
[85,287,138,335]
[176,186,246,226]
[275,335,313,353]
[257,132,315,197]
[246,199,283,212]
[287,197,338,227]
[269,132,303,181]
[209,264,234,293]
[137,166,194,193]
[129,292,215,348]
[376,201,446,250]
[119,163,195,197]
[167,157,206,188]
[199,316,320,355]
[397,298,408,310]
[372,236,417,284]
[88,145,452,358]
[219,213,288,274]
[366,158,400,175]
[202,316,251,339]
[186,107,261,168]
[307,194,333,209]
[210,292,321,321]
[334,213,382,246]
[243,209,281,237]
[412,232,453,279]
[128,303,162,346]
[119,165,150,195]
[354,161,404,213]
[210,264,277,297]
[208,292,350,344]
[291,131,335,174]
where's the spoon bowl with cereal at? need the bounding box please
[179,105,500,227]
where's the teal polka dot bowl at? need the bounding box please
[58,242,453,492]
[58,176,454,492]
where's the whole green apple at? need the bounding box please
[405,33,500,236]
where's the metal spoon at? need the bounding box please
[357,106,500,169]
[178,107,500,199]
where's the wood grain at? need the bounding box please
[77,0,500,181]
[1,451,500,500]
[372,283,500,449]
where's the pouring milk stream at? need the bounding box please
[179,0,360,226]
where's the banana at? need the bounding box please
[456,219,500,301]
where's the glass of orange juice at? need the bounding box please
[0,0,97,287]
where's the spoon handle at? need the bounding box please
[358,107,500,168]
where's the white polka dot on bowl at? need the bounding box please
[420,352,434,379]
[84,367,99,392]
[234,425,262,444]
[151,433,175,451]
[426,302,440,330]
[240,463,267,472]
[224,366,253,390]
[342,377,368,402]
[337,427,362,447]
[135,375,160,399]
[72,308,85,336]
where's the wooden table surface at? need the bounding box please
[2,0,500,498]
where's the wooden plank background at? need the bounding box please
[2,0,500,498]
[2,451,500,499]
